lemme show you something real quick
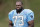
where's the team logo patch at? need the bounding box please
[30,15,33,18]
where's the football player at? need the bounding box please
[8,1,34,27]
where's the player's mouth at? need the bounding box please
[16,8,20,9]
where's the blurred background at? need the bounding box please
[0,0,40,27]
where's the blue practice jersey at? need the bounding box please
[8,9,34,27]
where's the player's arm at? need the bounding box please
[28,20,34,27]
[27,11,34,27]
[8,12,13,27]
[9,20,13,27]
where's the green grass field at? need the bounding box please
[0,0,40,27]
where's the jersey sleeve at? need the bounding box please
[26,9,34,22]
[8,10,14,21]
[8,13,12,21]
[27,12,34,22]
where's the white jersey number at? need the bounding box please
[13,16,24,26]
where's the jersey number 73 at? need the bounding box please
[13,16,24,26]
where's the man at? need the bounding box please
[8,1,34,27]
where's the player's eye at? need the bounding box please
[16,5,21,6]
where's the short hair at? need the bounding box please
[16,0,23,5]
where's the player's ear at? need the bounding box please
[22,5,23,8]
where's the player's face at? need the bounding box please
[16,2,23,10]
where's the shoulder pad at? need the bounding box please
[24,9,33,14]
[9,10,15,14]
